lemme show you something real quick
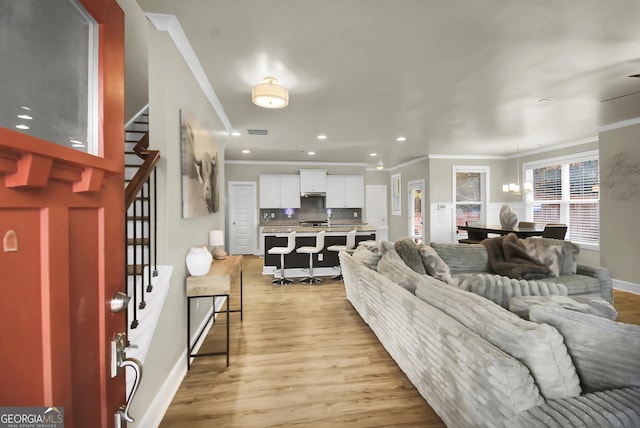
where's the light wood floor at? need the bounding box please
[160,256,640,428]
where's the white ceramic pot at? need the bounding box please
[186,246,213,276]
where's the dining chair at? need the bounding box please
[458,221,485,244]
[541,224,568,240]
[518,221,536,229]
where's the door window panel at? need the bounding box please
[0,0,98,154]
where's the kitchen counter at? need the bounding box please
[262,225,376,234]
[262,226,377,277]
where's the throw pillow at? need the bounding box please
[418,245,453,284]
[526,237,580,275]
[351,245,382,270]
[379,240,395,255]
[509,295,618,320]
[413,276,582,400]
[520,239,563,277]
[395,238,427,275]
[377,248,425,294]
[529,305,640,392]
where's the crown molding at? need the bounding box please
[145,13,233,135]
[224,160,368,167]
[596,116,640,133]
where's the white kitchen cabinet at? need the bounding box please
[326,175,364,208]
[299,169,327,194]
[259,174,301,208]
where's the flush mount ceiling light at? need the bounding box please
[252,76,289,108]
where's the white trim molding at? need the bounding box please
[145,13,234,135]
[613,278,640,295]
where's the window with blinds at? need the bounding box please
[525,153,599,245]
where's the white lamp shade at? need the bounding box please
[252,77,289,108]
[209,230,224,247]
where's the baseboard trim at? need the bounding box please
[132,350,186,428]
[613,279,640,295]
[133,299,225,427]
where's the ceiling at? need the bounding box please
[136,0,640,169]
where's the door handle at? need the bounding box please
[111,332,143,424]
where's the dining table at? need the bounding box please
[458,224,545,240]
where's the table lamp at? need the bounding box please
[209,229,227,260]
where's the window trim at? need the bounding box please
[523,150,599,250]
[452,165,490,242]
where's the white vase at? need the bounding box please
[186,246,213,276]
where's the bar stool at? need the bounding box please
[267,231,296,285]
[327,229,357,280]
[359,225,389,248]
[297,230,326,284]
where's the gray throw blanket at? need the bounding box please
[481,233,551,279]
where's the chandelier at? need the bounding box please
[503,148,532,195]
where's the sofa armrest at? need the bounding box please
[517,387,640,427]
[576,264,613,303]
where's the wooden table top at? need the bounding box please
[186,255,243,297]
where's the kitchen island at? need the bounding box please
[262,225,377,278]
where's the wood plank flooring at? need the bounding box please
[160,256,640,427]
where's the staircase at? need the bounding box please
[123,106,170,395]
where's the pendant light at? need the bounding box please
[251,77,289,108]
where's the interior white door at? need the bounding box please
[366,185,388,227]
[228,181,257,254]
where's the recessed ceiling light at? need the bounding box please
[537,98,552,103]
[16,124,29,130]
[17,114,32,120]
[307,151,316,156]
[21,106,31,111]
[242,149,251,154]
[230,131,241,136]
[396,136,406,142]
[370,153,377,157]
[317,134,327,140]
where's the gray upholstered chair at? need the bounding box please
[327,229,357,280]
[267,231,296,285]
[297,231,326,284]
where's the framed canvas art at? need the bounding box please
[180,110,220,218]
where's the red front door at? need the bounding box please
[0,1,128,427]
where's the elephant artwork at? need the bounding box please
[499,204,518,228]
[180,110,220,218]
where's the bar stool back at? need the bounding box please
[327,229,357,280]
[267,231,296,285]
[296,230,326,284]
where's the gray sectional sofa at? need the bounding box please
[428,238,613,304]
[340,241,640,427]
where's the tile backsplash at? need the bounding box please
[260,196,363,225]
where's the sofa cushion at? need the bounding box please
[509,295,618,320]
[430,242,490,274]
[412,273,582,399]
[538,274,602,297]
[520,239,563,277]
[529,305,640,393]
[351,245,382,270]
[525,237,579,275]
[419,245,453,284]
[455,273,567,308]
[395,238,427,275]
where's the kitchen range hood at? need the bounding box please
[300,191,326,197]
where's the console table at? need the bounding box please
[186,255,243,369]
